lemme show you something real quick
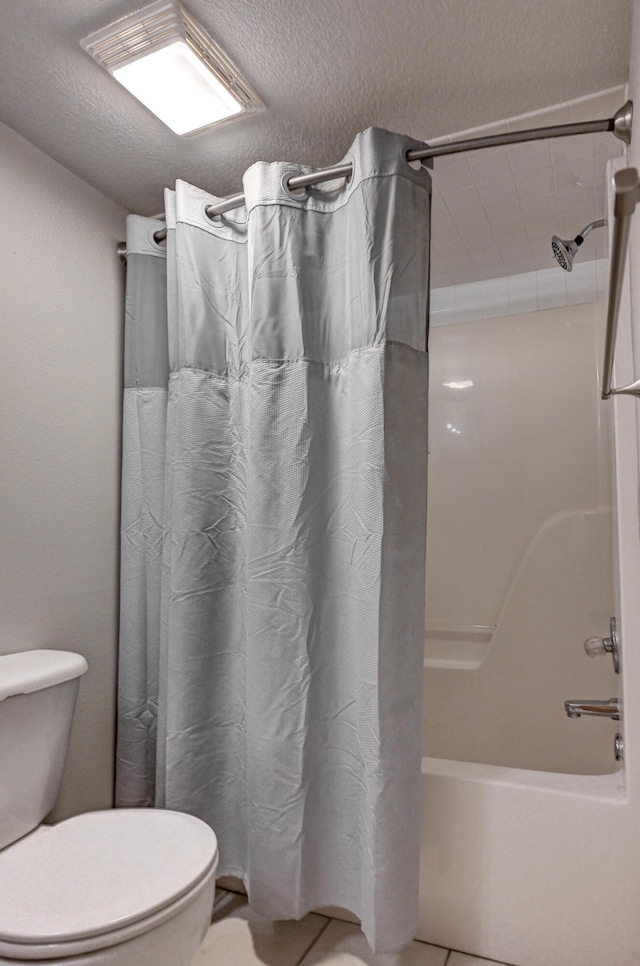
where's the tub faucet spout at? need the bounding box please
[564,698,622,720]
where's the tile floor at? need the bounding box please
[194,890,511,966]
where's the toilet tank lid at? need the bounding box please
[0,650,88,702]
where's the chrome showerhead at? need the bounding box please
[551,235,580,271]
[551,219,607,272]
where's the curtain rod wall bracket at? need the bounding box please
[613,99,633,145]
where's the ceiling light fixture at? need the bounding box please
[81,0,264,137]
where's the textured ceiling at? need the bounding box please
[0,0,632,215]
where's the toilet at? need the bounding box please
[0,650,218,966]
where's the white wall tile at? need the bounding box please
[430,264,453,287]
[537,289,568,310]
[554,155,595,190]
[497,239,532,261]
[551,133,594,165]
[431,308,456,327]
[567,286,597,306]
[515,166,556,198]
[567,86,625,123]
[477,177,518,208]
[594,193,606,223]
[485,201,524,228]
[480,276,508,318]
[507,139,552,169]
[534,253,555,271]
[596,258,609,297]
[556,183,596,221]
[431,287,455,315]
[429,90,618,289]
[463,229,497,252]
[506,102,570,132]
[449,261,486,284]
[536,265,567,292]
[449,206,492,233]
[432,155,475,191]
[526,228,555,257]
[508,272,537,315]
[431,193,460,242]
[432,260,602,325]
[536,265,567,309]
[501,256,534,276]
[470,249,505,271]
[442,185,484,214]
[455,282,483,323]
[466,145,512,183]
[520,192,558,222]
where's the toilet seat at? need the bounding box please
[0,809,218,961]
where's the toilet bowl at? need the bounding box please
[0,651,219,966]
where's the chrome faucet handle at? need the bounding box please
[583,617,620,673]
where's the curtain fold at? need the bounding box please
[117,127,430,953]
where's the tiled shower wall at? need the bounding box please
[429,87,625,287]
[431,257,608,325]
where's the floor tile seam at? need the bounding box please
[293,914,333,966]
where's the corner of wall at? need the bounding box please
[0,122,127,820]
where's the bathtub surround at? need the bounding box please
[0,122,126,821]
[117,129,430,953]
[413,161,640,966]
[424,300,616,774]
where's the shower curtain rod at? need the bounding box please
[117,100,632,258]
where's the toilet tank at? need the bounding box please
[0,650,88,850]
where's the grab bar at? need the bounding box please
[602,167,640,399]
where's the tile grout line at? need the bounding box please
[293,915,333,966]
[443,950,453,966]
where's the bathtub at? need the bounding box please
[415,757,636,966]
[414,273,640,964]
[415,509,631,965]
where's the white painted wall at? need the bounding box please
[0,122,126,820]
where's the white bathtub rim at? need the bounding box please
[422,755,626,801]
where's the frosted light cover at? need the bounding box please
[113,41,243,135]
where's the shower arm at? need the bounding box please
[116,100,633,260]
[601,167,640,400]
[577,219,607,242]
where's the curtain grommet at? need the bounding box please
[147,228,166,253]
[281,171,310,202]
[402,146,425,173]
[202,201,224,229]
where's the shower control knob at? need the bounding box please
[584,636,610,657]
[583,617,620,673]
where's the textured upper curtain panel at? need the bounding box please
[117,127,430,954]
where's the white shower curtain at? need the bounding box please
[117,127,430,953]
